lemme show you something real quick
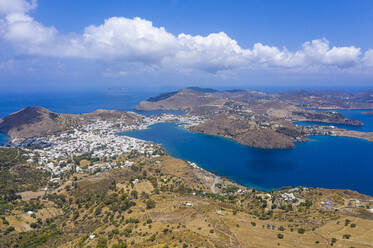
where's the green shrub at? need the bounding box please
[4,226,15,234]
[344,219,351,226]
[343,234,351,239]
[145,199,156,209]
[30,222,38,229]
[297,228,305,234]
[149,234,156,241]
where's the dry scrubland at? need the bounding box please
[1,148,373,248]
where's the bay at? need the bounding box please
[121,122,373,196]
[295,109,373,132]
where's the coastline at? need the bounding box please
[120,121,373,196]
[2,106,373,196]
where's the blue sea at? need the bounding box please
[121,111,373,196]
[0,133,7,145]
[0,90,157,145]
[0,90,159,117]
[1,91,373,196]
[294,109,373,132]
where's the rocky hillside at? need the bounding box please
[0,107,71,139]
[137,88,373,111]
[0,107,143,139]
[188,114,297,149]
[278,90,373,109]
[136,88,220,111]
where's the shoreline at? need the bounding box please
[3,107,373,196]
[120,121,373,196]
[3,119,373,197]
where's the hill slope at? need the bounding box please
[136,88,373,111]
[136,88,220,111]
[0,107,70,139]
[1,148,373,247]
[0,107,143,139]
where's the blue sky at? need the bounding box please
[0,0,373,92]
[35,0,373,49]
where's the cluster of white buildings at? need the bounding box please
[31,120,158,175]
[141,114,205,127]
[12,113,204,177]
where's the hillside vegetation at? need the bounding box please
[0,148,373,248]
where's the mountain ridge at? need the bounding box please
[137,87,373,111]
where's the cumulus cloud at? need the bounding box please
[0,0,371,74]
[81,17,178,62]
[4,14,57,45]
[362,49,373,67]
[0,0,36,15]
[301,39,361,67]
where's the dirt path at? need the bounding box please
[211,175,219,194]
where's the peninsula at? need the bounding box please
[2,88,373,150]
[136,87,373,149]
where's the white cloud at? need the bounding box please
[81,17,178,62]
[0,0,371,75]
[170,32,249,72]
[0,0,57,54]
[5,14,57,45]
[0,0,36,15]
[301,39,361,67]
[363,49,373,67]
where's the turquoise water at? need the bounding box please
[121,122,373,196]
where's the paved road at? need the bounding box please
[211,175,219,194]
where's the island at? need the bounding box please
[0,103,373,247]
[1,89,373,150]
[136,87,373,148]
